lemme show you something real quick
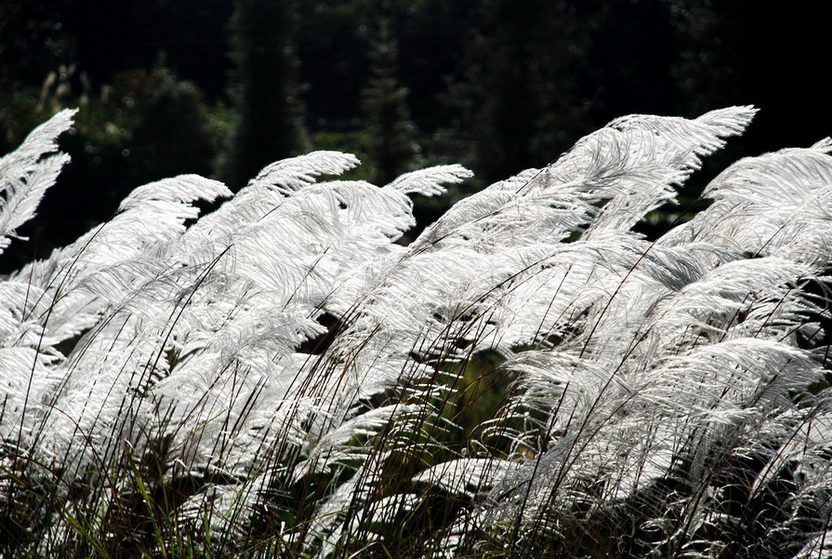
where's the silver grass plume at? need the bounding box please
[0,108,75,253]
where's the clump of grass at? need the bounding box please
[3,107,832,558]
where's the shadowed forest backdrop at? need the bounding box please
[1,0,830,270]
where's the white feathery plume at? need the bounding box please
[413,107,756,254]
[0,346,63,441]
[662,138,832,267]
[0,108,76,253]
[248,150,361,194]
[560,106,756,236]
[384,164,473,197]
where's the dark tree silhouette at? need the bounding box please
[222,0,306,189]
[360,17,419,185]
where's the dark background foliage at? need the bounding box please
[1,0,830,270]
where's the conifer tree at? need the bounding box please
[222,0,306,189]
[360,16,419,186]
[129,67,215,184]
